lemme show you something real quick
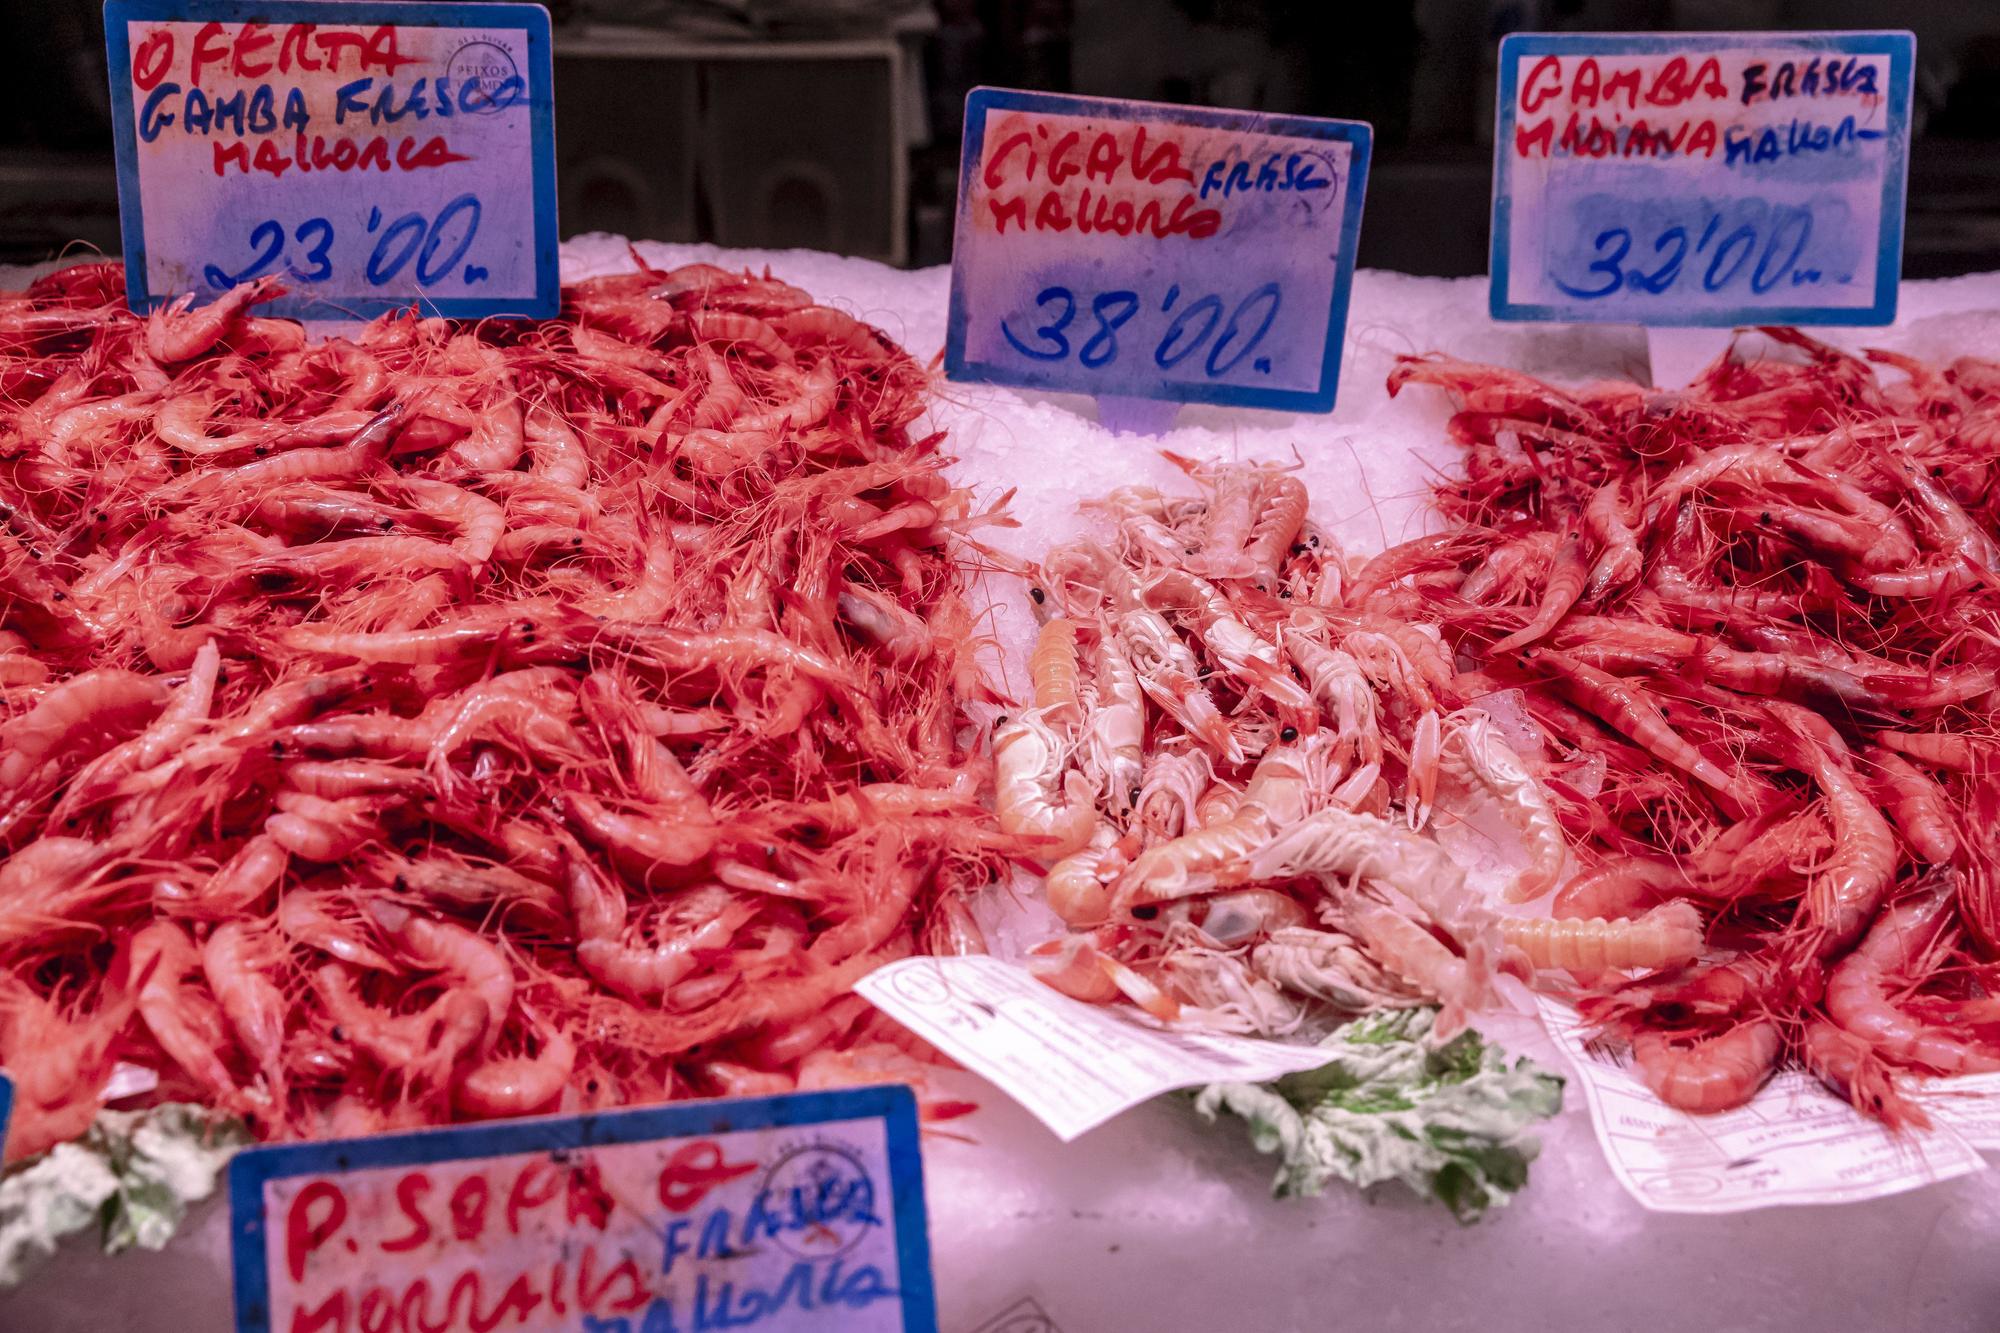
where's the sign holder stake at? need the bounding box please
[1095,394,1181,437]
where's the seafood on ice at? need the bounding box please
[0,258,1006,1158]
[1004,459,1689,1051]
[1367,331,2000,1124]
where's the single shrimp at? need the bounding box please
[1044,826,1131,927]
[1769,701,1896,957]
[201,922,289,1095]
[1238,473,1309,585]
[129,922,253,1109]
[1525,648,1747,808]
[1871,729,1981,773]
[564,789,718,885]
[992,709,1098,865]
[1406,709,1442,829]
[1865,747,1958,863]
[1119,608,1240,762]
[1029,617,1083,728]
[445,398,526,471]
[278,891,396,971]
[1286,636,1383,765]
[1488,537,1589,655]
[566,857,750,999]
[688,310,797,366]
[1079,631,1144,816]
[399,477,506,569]
[1027,934,1181,1021]
[1631,1021,1780,1113]
[1551,857,1687,920]
[1825,879,2000,1075]
[1245,805,1476,931]
[146,275,283,363]
[524,401,590,489]
[1581,481,1641,601]
[365,900,514,1042]
[455,1014,577,1117]
[1339,895,1485,1037]
[264,791,383,861]
[1144,568,1316,730]
[1501,902,1704,973]
[1435,707,1567,903]
[1116,735,1333,906]
[1133,745,1214,842]
[1800,1015,1929,1131]
[0,668,172,789]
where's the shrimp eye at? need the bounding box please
[1307,535,1319,547]
[1130,905,1159,921]
[1029,587,1045,604]
[1278,588,1291,599]
[1280,726,1299,742]
[331,1025,347,1042]
[1129,788,1141,805]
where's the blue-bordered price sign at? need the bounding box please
[105,0,559,319]
[228,1087,936,1333]
[945,88,1371,413]
[1490,31,1914,326]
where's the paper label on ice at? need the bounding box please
[1535,997,1988,1212]
[1924,1071,2000,1150]
[945,88,1371,413]
[227,1087,936,1333]
[1490,30,1913,326]
[856,956,1337,1142]
[105,0,559,319]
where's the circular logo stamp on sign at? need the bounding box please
[446,38,523,115]
[758,1140,882,1261]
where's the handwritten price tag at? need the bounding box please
[945,88,1370,413]
[228,1088,936,1333]
[1490,31,1914,326]
[105,0,558,319]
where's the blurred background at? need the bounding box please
[4,0,1998,273]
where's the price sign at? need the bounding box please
[946,88,1371,414]
[105,0,558,319]
[1490,31,1914,326]
[228,1087,936,1333]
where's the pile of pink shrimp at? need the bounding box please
[0,257,1007,1160]
[1000,460,1684,1044]
[1363,329,2000,1124]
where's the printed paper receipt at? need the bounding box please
[857,956,1336,1141]
[1535,998,1991,1213]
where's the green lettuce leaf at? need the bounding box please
[1192,1008,1564,1223]
[0,1103,249,1287]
